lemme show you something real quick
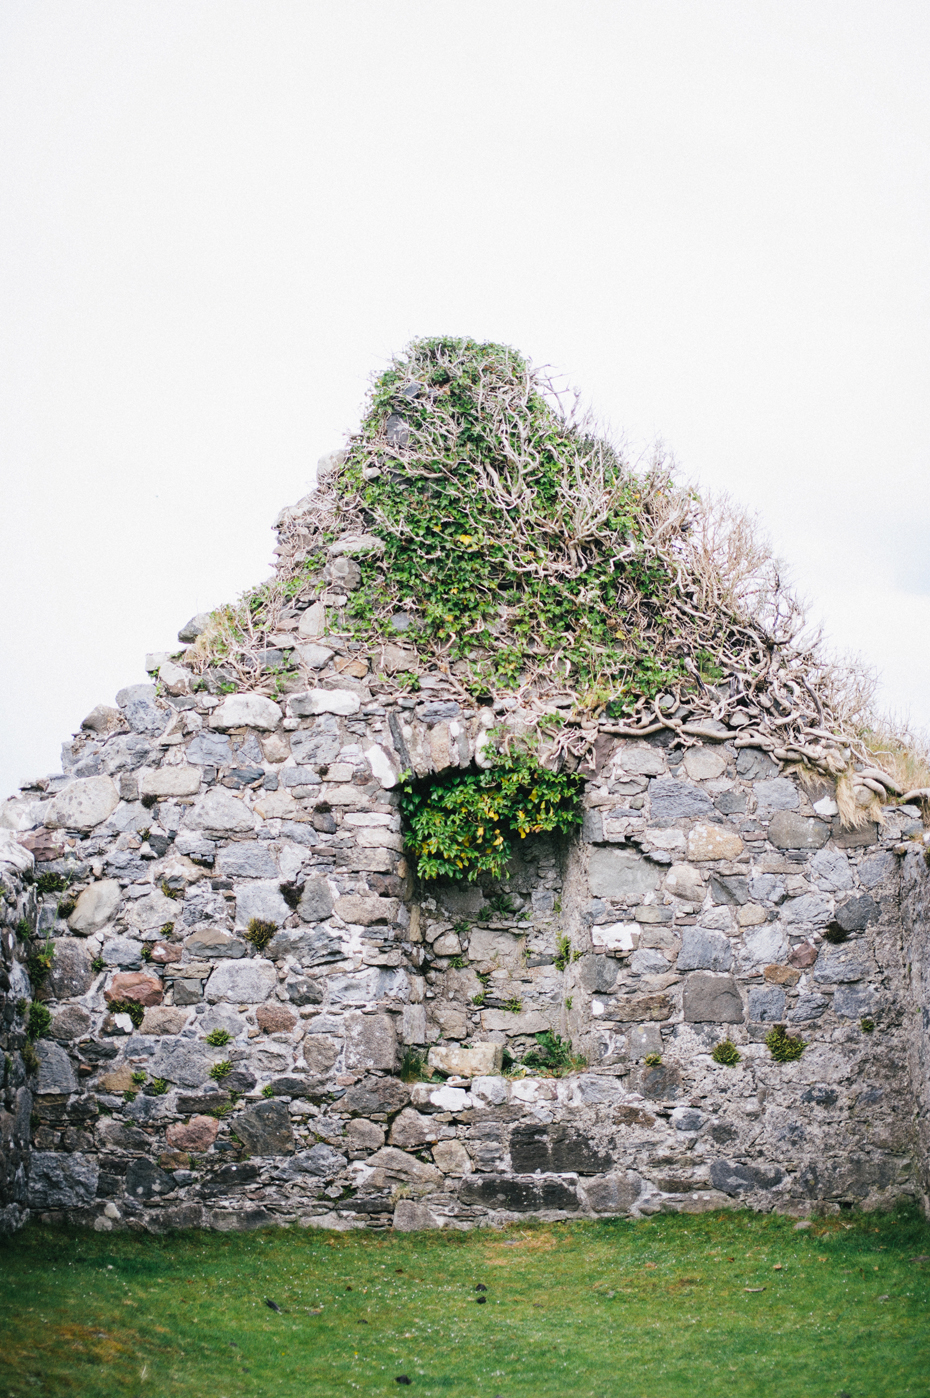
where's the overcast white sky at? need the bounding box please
[1,1,928,798]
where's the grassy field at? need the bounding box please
[1,1208,929,1398]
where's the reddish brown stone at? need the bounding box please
[256,1004,297,1033]
[160,1149,190,1170]
[166,1115,220,1151]
[105,972,164,1007]
[764,963,801,986]
[149,941,182,965]
[788,941,818,969]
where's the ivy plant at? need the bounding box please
[400,748,583,882]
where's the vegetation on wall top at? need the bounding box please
[190,335,930,807]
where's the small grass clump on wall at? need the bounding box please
[1,1209,929,1398]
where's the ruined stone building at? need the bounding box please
[2,339,929,1235]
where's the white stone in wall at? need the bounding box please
[45,776,120,830]
[205,958,276,1003]
[234,881,291,928]
[589,847,662,899]
[428,1042,503,1077]
[288,689,360,717]
[682,747,727,780]
[210,693,283,731]
[253,790,307,821]
[0,797,45,832]
[123,890,183,930]
[157,660,191,696]
[139,766,202,798]
[188,786,256,833]
[686,823,744,860]
[365,744,398,789]
[591,922,637,953]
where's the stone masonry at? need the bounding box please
[2,489,930,1235]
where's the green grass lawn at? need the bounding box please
[1,1208,929,1398]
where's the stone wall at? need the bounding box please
[2,642,929,1233]
[0,833,36,1235]
[901,847,930,1206]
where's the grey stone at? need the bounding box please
[582,1172,642,1214]
[268,926,347,967]
[682,973,744,1023]
[813,946,871,984]
[46,938,94,998]
[858,852,896,888]
[284,973,325,1005]
[235,1099,295,1155]
[629,948,670,974]
[831,818,879,849]
[178,612,211,642]
[834,983,877,1018]
[634,1061,683,1100]
[302,1143,348,1177]
[80,704,123,734]
[68,878,122,933]
[460,1175,580,1213]
[414,701,461,726]
[753,778,799,815]
[288,690,360,718]
[210,693,282,731]
[672,1108,704,1132]
[616,746,667,776]
[116,685,168,736]
[385,414,410,446]
[740,923,788,967]
[234,880,290,929]
[747,986,786,1021]
[189,787,256,834]
[364,1147,442,1187]
[126,1158,174,1200]
[767,811,829,850]
[709,874,749,906]
[798,1154,895,1200]
[388,1108,437,1150]
[150,1040,214,1086]
[736,748,779,780]
[588,847,662,900]
[782,894,831,926]
[215,844,279,879]
[715,791,747,815]
[298,878,335,922]
[347,1118,385,1151]
[509,1123,612,1175]
[101,935,144,969]
[45,777,121,831]
[834,894,880,932]
[627,1023,663,1057]
[344,1012,396,1072]
[186,733,234,767]
[28,1152,98,1208]
[35,1042,77,1094]
[205,958,276,1003]
[709,1159,785,1194]
[290,726,342,766]
[749,873,785,903]
[183,929,245,959]
[788,994,829,1021]
[663,863,705,902]
[49,1004,92,1041]
[342,1076,411,1116]
[810,849,854,892]
[302,1035,340,1076]
[677,928,733,972]
[648,778,714,821]
[393,1200,441,1231]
